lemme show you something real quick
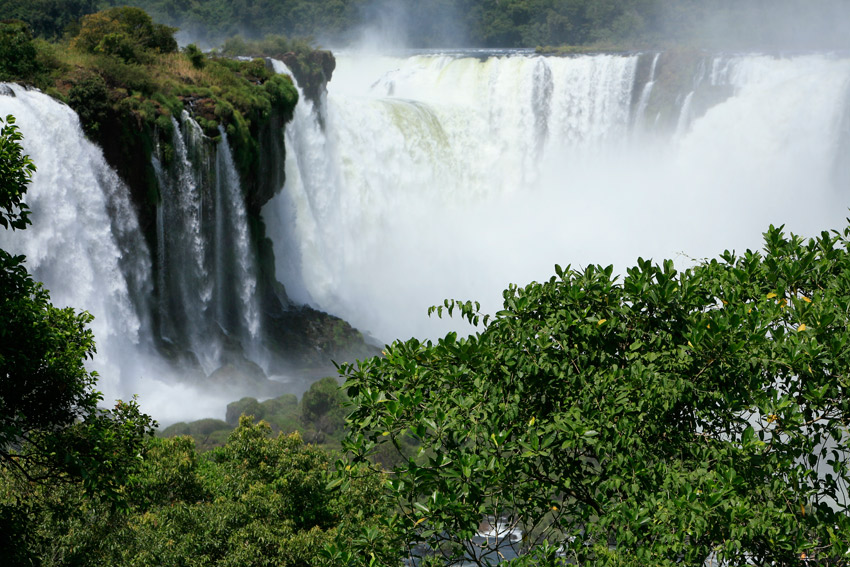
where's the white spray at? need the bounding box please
[270,52,850,343]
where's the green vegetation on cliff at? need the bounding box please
[0,6,299,201]
[218,35,336,104]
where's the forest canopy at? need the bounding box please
[90,0,850,50]
[0,0,97,39]
[1,0,846,50]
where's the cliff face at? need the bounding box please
[68,48,376,378]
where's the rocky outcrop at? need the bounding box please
[278,49,335,106]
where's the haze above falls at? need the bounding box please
[269,50,850,343]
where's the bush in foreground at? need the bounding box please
[340,224,850,566]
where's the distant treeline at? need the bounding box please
[0,0,97,38]
[1,0,848,49]
[98,0,850,49]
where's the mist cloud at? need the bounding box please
[348,0,469,51]
[663,0,850,51]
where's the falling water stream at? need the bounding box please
[0,88,261,422]
[269,51,850,343]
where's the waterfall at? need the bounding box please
[3,50,850,419]
[269,51,850,343]
[155,114,219,371]
[633,52,660,131]
[0,85,147,348]
[216,126,260,342]
[0,86,209,422]
[0,87,263,423]
[675,90,696,137]
[154,113,261,373]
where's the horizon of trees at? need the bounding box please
[100,0,850,50]
[2,0,849,50]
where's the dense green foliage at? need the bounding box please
[0,0,97,39]
[102,0,850,49]
[340,226,850,565]
[102,0,357,46]
[0,115,33,230]
[0,21,46,83]
[72,6,178,63]
[8,417,399,566]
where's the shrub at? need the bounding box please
[184,42,205,69]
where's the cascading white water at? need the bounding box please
[634,53,660,131]
[0,85,242,422]
[269,52,850,343]
[675,91,696,138]
[0,87,267,423]
[216,127,260,341]
[0,85,146,350]
[155,113,220,372]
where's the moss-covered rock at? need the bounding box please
[166,378,348,452]
[218,34,335,107]
[277,49,335,106]
[159,418,232,452]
